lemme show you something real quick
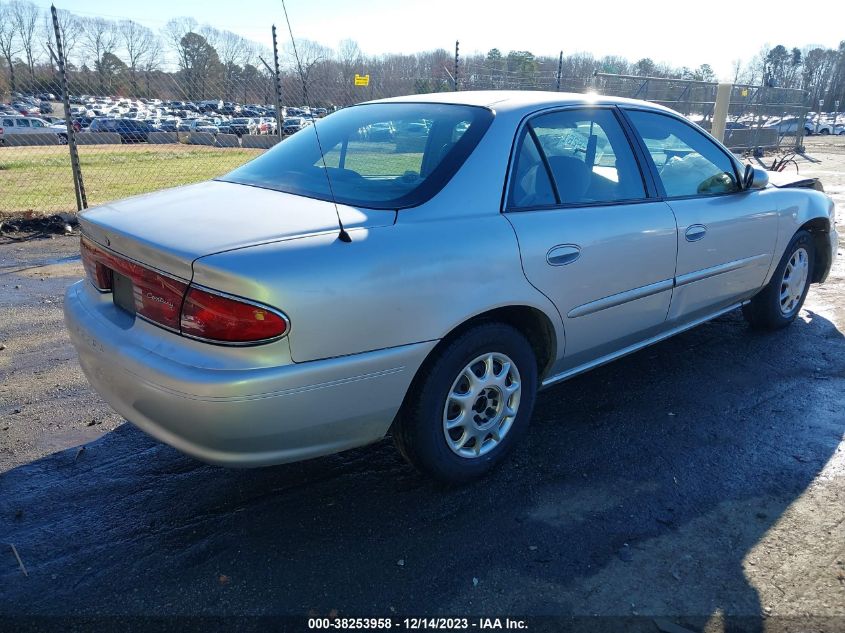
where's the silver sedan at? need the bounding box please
[65,91,838,482]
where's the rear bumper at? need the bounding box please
[64,281,435,467]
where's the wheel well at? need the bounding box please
[432,306,558,379]
[391,306,558,434]
[799,218,832,283]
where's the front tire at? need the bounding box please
[394,322,538,483]
[743,230,815,330]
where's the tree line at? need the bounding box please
[0,0,844,111]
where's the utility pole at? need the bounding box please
[556,51,563,91]
[454,40,460,91]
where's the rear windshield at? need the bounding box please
[220,102,494,209]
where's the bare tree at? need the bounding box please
[11,0,39,80]
[140,34,162,96]
[336,38,362,105]
[42,8,81,71]
[284,37,331,103]
[119,20,155,96]
[162,17,198,99]
[216,29,249,100]
[80,16,118,93]
[0,1,21,94]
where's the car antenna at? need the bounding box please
[280,0,352,243]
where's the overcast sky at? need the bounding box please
[33,0,845,80]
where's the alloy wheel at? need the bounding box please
[780,247,809,315]
[442,352,521,458]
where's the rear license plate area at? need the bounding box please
[112,271,136,317]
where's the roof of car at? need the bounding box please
[368,90,675,115]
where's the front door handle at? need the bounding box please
[685,224,707,242]
[547,244,581,266]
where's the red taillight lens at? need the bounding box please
[80,236,288,344]
[180,286,288,344]
[80,235,187,329]
[80,237,113,291]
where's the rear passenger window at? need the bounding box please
[508,108,645,209]
[508,131,556,208]
[16,119,30,127]
[626,110,740,197]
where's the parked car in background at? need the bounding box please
[814,121,845,135]
[224,117,258,136]
[0,115,66,144]
[85,118,155,143]
[72,116,96,132]
[763,117,813,136]
[282,116,310,135]
[12,102,40,116]
[65,92,837,483]
[187,119,220,134]
[157,119,182,132]
[258,117,277,135]
[365,121,396,141]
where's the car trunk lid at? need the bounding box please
[79,180,396,279]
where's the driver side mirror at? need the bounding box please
[742,164,769,190]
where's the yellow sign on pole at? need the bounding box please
[741,88,748,97]
[354,74,370,87]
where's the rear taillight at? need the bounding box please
[80,236,288,344]
[181,286,289,344]
[80,237,113,290]
[127,261,188,330]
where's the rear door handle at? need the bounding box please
[685,224,707,242]
[547,244,581,266]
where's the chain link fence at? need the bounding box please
[2,7,840,218]
[592,73,813,155]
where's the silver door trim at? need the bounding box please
[542,301,744,388]
[566,278,674,318]
[675,253,770,288]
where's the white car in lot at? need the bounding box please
[763,117,813,136]
[813,121,845,136]
[186,119,220,134]
[0,115,66,145]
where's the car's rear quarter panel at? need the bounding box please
[191,216,564,364]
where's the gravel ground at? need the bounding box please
[1,152,844,630]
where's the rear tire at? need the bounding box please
[742,230,815,330]
[394,322,538,483]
